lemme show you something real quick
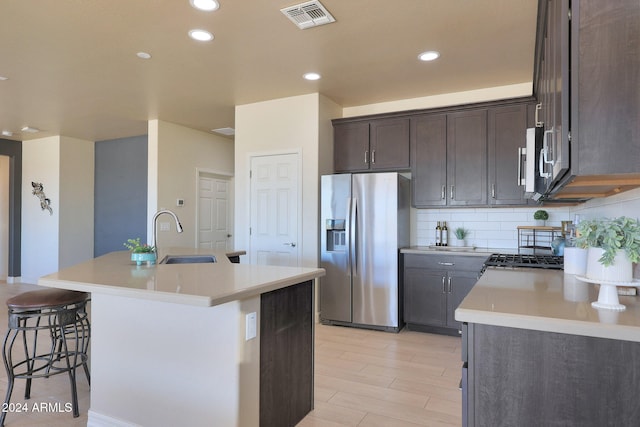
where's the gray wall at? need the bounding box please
[94,135,148,257]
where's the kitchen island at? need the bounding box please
[38,249,325,427]
[456,268,640,427]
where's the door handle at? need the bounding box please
[283,242,297,247]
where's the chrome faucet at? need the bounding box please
[152,210,184,255]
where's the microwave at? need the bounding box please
[523,127,546,200]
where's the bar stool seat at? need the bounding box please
[1,289,90,426]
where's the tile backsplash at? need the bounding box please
[413,206,571,249]
[412,187,640,249]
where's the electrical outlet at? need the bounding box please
[245,312,257,340]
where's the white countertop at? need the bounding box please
[38,249,325,307]
[456,268,640,342]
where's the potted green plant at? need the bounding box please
[124,237,156,266]
[533,210,549,226]
[454,227,469,247]
[576,216,640,282]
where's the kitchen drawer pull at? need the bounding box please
[437,262,455,266]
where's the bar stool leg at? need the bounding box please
[56,319,80,418]
[1,329,18,427]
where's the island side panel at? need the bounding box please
[468,323,640,427]
[260,280,313,427]
[88,293,260,427]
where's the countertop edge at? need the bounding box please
[455,307,640,343]
[38,268,325,307]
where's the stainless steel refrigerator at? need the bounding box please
[320,172,409,332]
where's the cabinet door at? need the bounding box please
[370,118,410,170]
[488,104,529,205]
[333,121,370,172]
[411,114,447,207]
[447,109,488,206]
[446,270,479,330]
[404,267,447,327]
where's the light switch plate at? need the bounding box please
[159,222,170,231]
[245,312,257,340]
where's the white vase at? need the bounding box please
[585,247,633,282]
[454,238,467,247]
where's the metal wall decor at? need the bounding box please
[31,181,52,215]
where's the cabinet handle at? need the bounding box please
[371,149,376,164]
[441,185,446,200]
[442,276,446,293]
[364,150,369,164]
[517,147,525,186]
[491,184,496,199]
[447,276,452,293]
[535,103,543,127]
[450,185,455,200]
[437,262,455,266]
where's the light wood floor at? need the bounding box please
[0,282,462,426]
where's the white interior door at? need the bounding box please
[249,153,300,266]
[198,173,231,250]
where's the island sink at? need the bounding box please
[159,254,217,264]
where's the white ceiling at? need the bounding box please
[0,0,538,142]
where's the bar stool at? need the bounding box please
[1,289,91,426]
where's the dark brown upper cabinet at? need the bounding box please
[488,103,535,206]
[534,0,640,200]
[333,117,409,173]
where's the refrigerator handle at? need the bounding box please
[350,197,358,276]
[345,197,352,275]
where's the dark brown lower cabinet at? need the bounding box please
[464,323,640,427]
[260,281,313,427]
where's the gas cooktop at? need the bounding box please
[484,253,564,270]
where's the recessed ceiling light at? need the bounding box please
[0,76,8,81]
[418,51,440,62]
[189,29,214,42]
[1,130,13,137]
[303,72,321,81]
[21,126,40,133]
[136,52,152,59]
[190,0,219,11]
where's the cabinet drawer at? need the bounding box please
[404,253,486,272]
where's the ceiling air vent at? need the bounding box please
[281,1,336,30]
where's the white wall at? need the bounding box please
[148,120,234,250]
[343,83,532,117]
[0,156,8,280]
[21,136,94,283]
[22,137,61,283]
[235,93,338,268]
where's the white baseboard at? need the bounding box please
[7,276,20,284]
